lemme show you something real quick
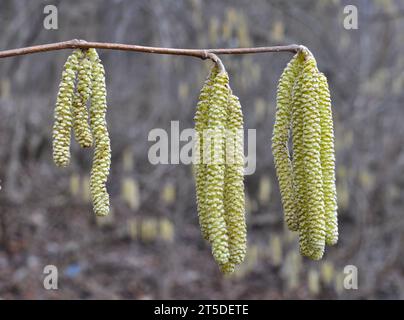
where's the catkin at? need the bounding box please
[194,66,218,240]
[193,67,248,272]
[204,71,230,266]
[273,49,339,260]
[87,48,111,217]
[219,262,235,274]
[293,52,326,260]
[52,49,82,167]
[72,51,93,148]
[317,72,338,245]
[224,93,246,265]
[272,53,304,231]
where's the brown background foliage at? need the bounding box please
[0,0,404,299]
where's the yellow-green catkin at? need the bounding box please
[219,262,235,274]
[194,65,218,240]
[223,93,246,267]
[272,53,304,231]
[204,71,230,266]
[72,51,93,148]
[52,49,81,167]
[293,52,326,260]
[317,72,338,245]
[87,48,111,216]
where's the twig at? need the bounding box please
[0,39,303,61]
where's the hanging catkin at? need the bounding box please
[204,71,230,266]
[72,50,93,148]
[317,72,338,245]
[273,49,338,260]
[87,48,111,217]
[193,66,248,273]
[52,49,81,167]
[194,65,219,240]
[292,52,326,260]
[223,93,246,267]
[272,53,303,232]
[290,55,306,250]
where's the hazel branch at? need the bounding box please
[0,39,303,61]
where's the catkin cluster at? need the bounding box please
[272,49,338,260]
[52,48,111,217]
[194,66,247,274]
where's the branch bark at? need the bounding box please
[0,39,303,60]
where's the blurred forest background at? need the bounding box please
[1,0,404,299]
